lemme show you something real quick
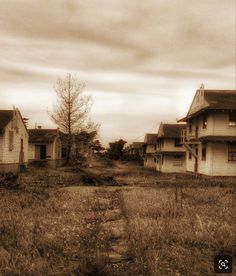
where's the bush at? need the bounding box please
[0,173,19,189]
[120,153,143,163]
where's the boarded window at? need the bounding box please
[229,111,236,126]
[228,142,236,161]
[9,131,14,151]
[202,144,206,161]
[174,138,182,147]
[202,114,207,129]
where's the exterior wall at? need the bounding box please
[211,143,236,176]
[161,138,185,152]
[145,144,156,153]
[144,155,156,169]
[161,154,186,173]
[0,111,28,166]
[186,112,236,139]
[186,142,236,176]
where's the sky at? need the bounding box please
[0,0,235,145]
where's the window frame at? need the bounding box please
[228,142,236,161]
[202,114,207,129]
[8,130,14,151]
[229,111,236,127]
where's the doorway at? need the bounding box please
[40,145,46,159]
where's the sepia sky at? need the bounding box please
[0,0,235,145]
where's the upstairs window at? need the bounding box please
[189,122,192,133]
[228,142,236,161]
[229,111,236,126]
[202,114,207,129]
[174,138,182,147]
[9,131,14,151]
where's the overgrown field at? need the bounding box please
[122,185,235,275]
[0,161,235,275]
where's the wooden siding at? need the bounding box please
[0,110,28,165]
[144,155,156,169]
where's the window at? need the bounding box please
[228,142,236,161]
[174,138,182,147]
[189,122,192,133]
[202,114,207,129]
[154,144,157,150]
[229,111,236,126]
[202,144,206,161]
[8,131,14,151]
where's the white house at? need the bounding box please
[28,128,63,167]
[155,123,186,173]
[179,86,236,176]
[0,108,29,174]
[143,133,158,169]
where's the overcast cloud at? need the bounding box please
[0,0,235,144]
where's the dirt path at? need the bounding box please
[94,188,130,275]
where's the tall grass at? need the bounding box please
[122,186,235,275]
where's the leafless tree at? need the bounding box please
[50,73,98,163]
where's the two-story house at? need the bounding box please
[143,133,158,169]
[126,142,144,156]
[0,108,28,174]
[155,123,186,173]
[179,87,236,176]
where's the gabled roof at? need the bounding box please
[144,133,158,144]
[0,110,14,131]
[179,89,236,121]
[29,129,59,143]
[158,123,186,138]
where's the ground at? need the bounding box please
[0,158,235,275]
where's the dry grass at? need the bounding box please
[0,177,112,275]
[122,185,235,275]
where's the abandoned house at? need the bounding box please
[155,123,186,173]
[0,108,29,174]
[28,128,63,167]
[126,142,144,156]
[142,133,158,169]
[179,86,236,176]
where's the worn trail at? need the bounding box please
[94,188,131,275]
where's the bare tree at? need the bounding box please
[50,73,97,163]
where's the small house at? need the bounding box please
[28,128,63,167]
[0,108,28,174]
[179,86,236,176]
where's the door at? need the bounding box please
[40,145,47,159]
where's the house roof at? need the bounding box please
[179,89,236,121]
[29,129,58,143]
[132,142,144,149]
[144,133,158,144]
[158,124,186,138]
[0,110,14,131]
